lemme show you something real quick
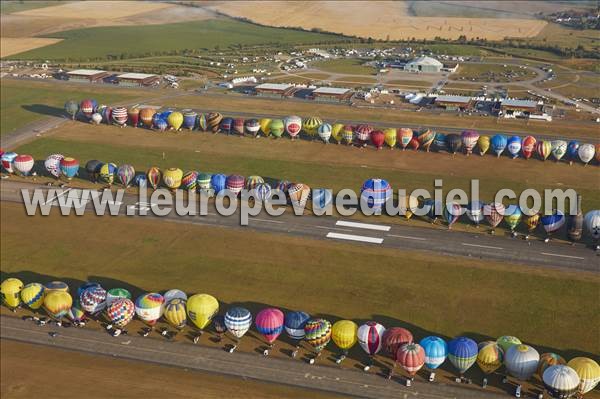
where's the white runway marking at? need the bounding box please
[387,234,427,241]
[461,243,503,250]
[540,252,584,260]
[326,232,384,244]
[336,221,391,231]
[42,187,72,205]
[252,218,284,224]
[315,225,353,232]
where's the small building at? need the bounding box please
[254,83,297,97]
[67,69,109,83]
[434,95,473,111]
[310,87,354,102]
[404,56,443,73]
[499,99,540,117]
[116,73,160,87]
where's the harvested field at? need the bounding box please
[0,37,62,58]
[13,1,171,19]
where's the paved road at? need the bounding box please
[0,315,505,399]
[0,115,68,150]
[2,180,598,272]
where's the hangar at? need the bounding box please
[67,69,109,83]
[404,56,444,73]
[117,73,160,87]
[254,83,297,97]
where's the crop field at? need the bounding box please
[455,63,537,82]
[0,37,62,58]
[0,1,59,15]
[312,58,375,75]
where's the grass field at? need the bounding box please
[312,58,375,75]
[455,63,537,82]
[11,19,349,60]
[0,1,59,14]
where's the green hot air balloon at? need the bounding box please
[64,100,79,120]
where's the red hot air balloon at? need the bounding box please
[255,308,285,356]
[233,118,245,135]
[461,130,480,156]
[409,137,420,151]
[128,108,140,128]
[521,136,536,159]
[536,140,552,161]
[383,327,414,358]
[354,125,373,147]
[80,99,94,119]
[483,202,506,234]
[371,130,385,150]
[397,343,426,378]
[226,175,245,196]
[112,107,128,127]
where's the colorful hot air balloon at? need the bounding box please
[43,290,72,320]
[207,112,223,133]
[220,117,233,134]
[106,298,135,328]
[397,128,413,150]
[163,168,183,190]
[112,107,128,127]
[504,205,522,233]
[225,306,252,351]
[360,178,392,214]
[1,278,23,309]
[354,124,372,147]
[505,344,540,381]
[383,128,397,149]
[497,335,522,354]
[543,365,580,399]
[284,116,302,139]
[342,125,354,145]
[196,173,212,193]
[303,117,322,138]
[64,100,79,119]
[232,117,244,135]
[567,141,580,165]
[461,130,480,155]
[332,123,344,144]
[304,318,332,364]
[20,283,45,310]
[538,353,566,378]
[164,298,187,329]
[331,320,358,363]
[13,154,34,176]
[80,286,107,314]
[269,119,285,138]
[255,308,284,355]
[288,183,310,208]
[155,118,168,132]
[226,174,245,195]
[432,132,447,152]
[99,162,117,185]
[541,210,565,239]
[524,214,540,239]
[318,123,332,144]
[135,293,165,326]
[127,107,140,127]
[477,135,490,156]
[68,300,86,323]
[162,289,187,304]
[491,134,508,157]
[370,130,385,149]
[578,143,595,165]
[483,202,505,232]
[466,200,484,227]
[448,336,478,375]
[417,129,435,152]
[59,157,79,180]
[357,321,386,370]
[80,99,95,119]
[507,136,522,159]
[167,111,183,131]
[284,310,310,358]
[181,171,198,191]
[187,293,218,330]
[551,140,567,162]
[245,175,264,190]
[1,152,17,174]
[244,119,260,137]
[521,135,537,159]
[420,336,447,376]
[116,164,135,187]
[259,118,271,137]
[566,195,584,242]
[477,342,504,374]
[397,343,426,377]
[567,357,600,395]
[197,114,207,132]
[146,167,161,190]
[446,133,462,154]
[536,140,552,161]
[443,202,462,229]
[383,327,413,357]
[139,108,156,128]
[183,110,198,130]
[254,183,272,202]
[105,288,131,305]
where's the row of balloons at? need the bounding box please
[65,99,600,165]
[1,277,598,398]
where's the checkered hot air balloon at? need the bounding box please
[146,167,161,189]
[245,175,264,190]
[117,164,135,187]
[397,128,413,150]
[224,306,252,339]
[183,110,198,130]
[360,178,392,213]
[288,183,310,208]
[354,124,372,147]
[342,125,354,145]
[244,119,260,137]
[522,135,537,159]
[255,308,284,355]
[461,130,480,155]
[106,298,135,328]
[317,123,332,143]
[112,107,128,127]
[79,286,107,314]
[59,157,79,180]
[448,336,478,375]
[135,293,165,326]
[253,183,272,202]
[226,175,245,195]
[181,171,198,191]
[128,107,140,127]
[233,118,244,135]
[397,343,426,376]
[13,154,34,176]
[139,108,156,128]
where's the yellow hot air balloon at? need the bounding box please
[259,118,271,137]
[303,117,322,137]
[331,123,344,144]
[43,290,72,320]
[478,135,490,156]
[399,195,419,220]
[1,278,23,309]
[384,128,397,149]
[186,294,218,330]
[477,342,504,374]
[20,282,45,310]
[163,168,183,190]
[567,357,600,395]
[164,298,187,329]
[332,320,358,351]
[167,111,184,131]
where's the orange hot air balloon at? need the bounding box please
[522,136,536,159]
[139,108,156,128]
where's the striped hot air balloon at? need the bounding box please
[354,124,372,147]
[304,318,332,362]
[245,119,260,137]
[233,118,244,135]
[536,140,552,161]
[398,128,413,150]
[181,171,199,191]
[420,336,447,372]
[360,178,392,213]
[383,327,413,357]
[13,154,34,176]
[245,175,264,190]
[127,107,140,127]
[116,164,135,187]
[224,306,252,346]
[80,99,95,119]
[483,202,505,232]
[183,110,198,130]
[197,113,207,131]
[135,293,165,326]
[112,107,128,127]
[317,123,332,143]
[371,130,385,149]
[417,129,435,152]
[567,357,600,395]
[342,125,354,145]
[284,311,310,345]
[397,343,426,377]
[164,298,187,330]
[269,119,284,138]
[59,157,79,180]
[285,116,302,139]
[491,134,508,157]
[139,108,156,128]
[358,321,386,370]
[522,136,537,159]
[461,130,479,155]
[254,183,272,202]
[226,175,245,195]
[146,167,161,190]
[448,336,478,375]
[207,112,223,133]
[196,172,212,192]
[255,308,284,355]
[332,123,344,144]
[303,117,322,138]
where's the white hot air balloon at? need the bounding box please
[550,140,567,162]
[91,113,102,125]
[578,143,595,165]
[584,210,600,249]
[505,344,540,381]
[44,154,64,179]
[542,365,580,399]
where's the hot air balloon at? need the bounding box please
[1,152,17,174]
[303,117,322,139]
[187,293,218,332]
[219,117,233,135]
[245,175,264,191]
[357,321,386,371]
[13,154,34,176]
[596,144,600,164]
[504,205,522,235]
[477,135,490,156]
[80,286,107,314]
[432,132,447,152]
[116,164,135,187]
[179,171,197,191]
[243,118,259,137]
[64,100,79,119]
[68,300,86,324]
[207,112,223,133]
[360,178,392,214]
[541,210,565,241]
[135,293,165,327]
[536,140,552,161]
[82,159,101,183]
[551,140,567,162]
[491,134,508,158]
[332,123,344,144]
[424,199,443,224]
[226,174,245,196]
[99,162,117,185]
[461,130,480,155]
[183,110,198,130]
[507,136,522,159]
[20,282,45,310]
[397,343,426,379]
[146,167,161,190]
[398,194,419,220]
[259,118,271,137]
[255,308,284,356]
[197,172,212,194]
[228,117,243,136]
[288,183,311,208]
[578,143,595,165]
[353,124,372,147]
[370,130,384,149]
[284,116,302,139]
[112,107,128,127]
[522,136,537,159]
[584,210,600,249]
[505,344,540,381]
[318,123,332,144]
[497,336,522,354]
[448,336,478,376]
[43,290,72,320]
[311,188,333,212]
[566,195,583,242]
[477,342,504,375]
[539,353,566,378]
[127,107,140,127]
[211,173,227,195]
[59,157,79,180]
[46,281,69,292]
[446,133,462,155]
[106,298,135,328]
[197,113,207,132]
[443,202,463,229]
[1,278,23,309]
[524,213,540,240]
[163,168,183,190]
[284,311,310,358]
[567,357,600,396]
[91,112,102,125]
[155,118,168,132]
[543,365,580,399]
[407,136,419,151]
[383,327,413,357]
[383,128,396,149]
[483,202,505,233]
[342,125,354,145]
[304,318,332,364]
[466,200,484,227]
[166,111,183,131]
[162,289,187,304]
[253,183,272,202]
[567,141,580,165]
[224,306,252,352]
[80,99,95,119]
[397,128,413,150]
[420,336,447,380]
[268,119,284,138]
[105,288,131,305]
[139,108,156,128]
[101,106,112,124]
[164,298,187,330]
[416,129,435,152]
[331,320,358,363]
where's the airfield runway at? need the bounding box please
[0,315,506,399]
[1,180,597,272]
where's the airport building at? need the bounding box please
[498,99,539,116]
[404,56,444,73]
[309,87,354,102]
[434,95,474,111]
[67,69,109,83]
[116,73,160,87]
[254,83,297,97]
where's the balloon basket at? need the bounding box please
[263,349,269,356]
[229,345,237,353]
[363,365,370,372]
[428,372,435,382]
[309,357,315,365]
[405,379,412,387]
[291,350,298,358]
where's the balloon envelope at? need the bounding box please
[20,282,45,310]
[304,318,332,352]
[43,290,72,320]
[567,357,600,395]
[186,293,218,330]
[224,306,252,339]
[284,311,310,340]
[357,321,386,356]
[106,298,135,328]
[255,308,284,344]
[543,365,580,399]
[331,320,358,351]
[448,336,478,374]
[420,336,447,370]
[1,278,23,308]
[505,344,540,381]
[397,343,426,376]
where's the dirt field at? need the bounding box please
[206,1,547,41]
[0,37,62,58]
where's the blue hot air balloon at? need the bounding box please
[567,141,580,165]
[210,173,227,194]
[183,110,197,130]
[448,336,478,375]
[423,199,443,223]
[224,306,252,352]
[433,133,447,152]
[312,188,333,211]
[507,136,522,159]
[254,183,272,202]
[443,202,463,229]
[490,134,508,158]
[220,117,234,134]
[284,310,311,357]
[420,336,447,371]
[541,210,565,240]
[134,174,147,188]
[360,178,392,214]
